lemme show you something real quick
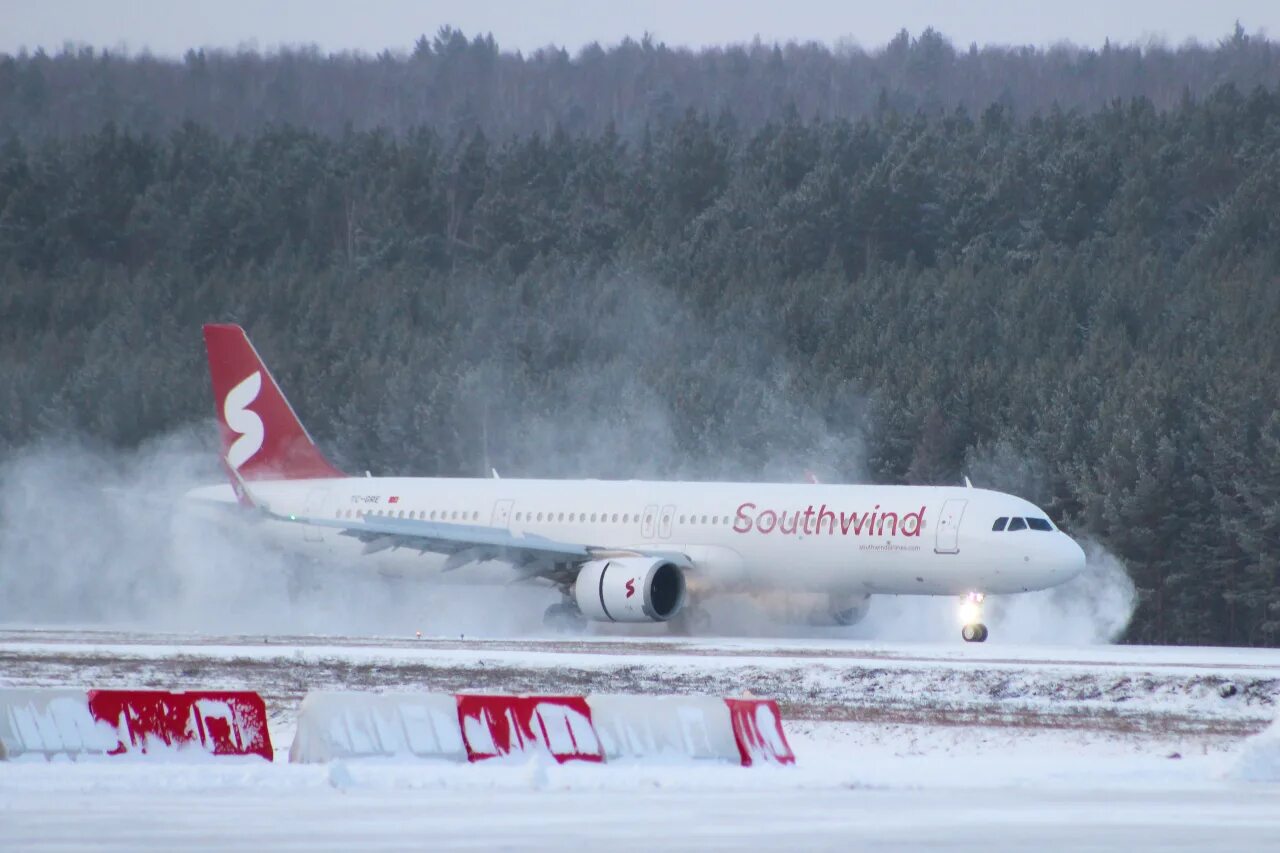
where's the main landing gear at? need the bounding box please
[959,592,988,643]
[667,602,712,636]
[543,600,586,634]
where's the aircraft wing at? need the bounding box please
[226,463,688,584]
[265,508,689,584]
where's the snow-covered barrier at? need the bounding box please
[0,689,119,760]
[1228,717,1280,782]
[289,691,465,763]
[289,691,793,766]
[589,695,795,766]
[587,695,742,762]
[0,688,273,761]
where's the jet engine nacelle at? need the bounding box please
[573,557,686,623]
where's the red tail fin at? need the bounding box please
[202,324,344,482]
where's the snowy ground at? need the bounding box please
[3,629,1280,850]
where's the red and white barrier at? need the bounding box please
[0,689,273,761]
[289,691,793,766]
[724,697,796,766]
[457,694,604,764]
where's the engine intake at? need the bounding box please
[573,557,686,623]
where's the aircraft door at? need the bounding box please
[659,504,675,539]
[641,504,658,539]
[934,499,967,554]
[303,488,329,542]
[491,499,514,528]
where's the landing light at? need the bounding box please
[958,600,981,625]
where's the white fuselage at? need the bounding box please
[189,477,1087,597]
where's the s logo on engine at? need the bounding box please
[624,578,636,599]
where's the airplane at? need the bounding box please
[189,323,1087,642]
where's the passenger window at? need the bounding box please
[1027,518,1053,531]
[1007,517,1027,531]
[611,514,618,523]
[537,512,543,522]
[623,514,629,523]
[993,517,1008,531]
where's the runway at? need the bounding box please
[3,628,1276,736]
[2,627,1279,851]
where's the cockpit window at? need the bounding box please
[992,517,1008,531]
[1027,518,1053,531]
[1007,517,1028,531]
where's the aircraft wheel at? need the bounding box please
[962,622,989,643]
[285,562,321,605]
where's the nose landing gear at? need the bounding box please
[959,592,988,643]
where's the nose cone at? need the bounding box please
[1059,535,1087,580]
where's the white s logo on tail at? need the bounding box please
[224,371,265,470]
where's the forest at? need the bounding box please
[1,27,1278,645]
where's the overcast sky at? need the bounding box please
[3,0,1276,57]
